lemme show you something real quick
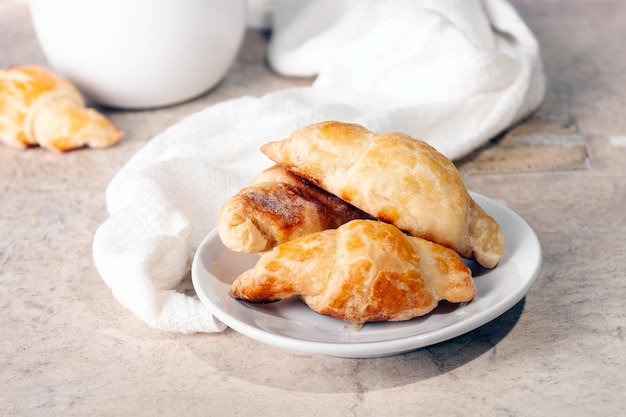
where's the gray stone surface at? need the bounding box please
[1,1,624,416]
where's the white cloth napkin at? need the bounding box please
[92,0,545,333]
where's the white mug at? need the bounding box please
[29,0,246,109]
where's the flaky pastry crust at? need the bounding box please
[218,164,371,253]
[261,121,504,268]
[230,219,476,323]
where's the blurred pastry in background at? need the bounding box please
[0,65,123,152]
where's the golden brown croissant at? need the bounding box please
[218,164,371,253]
[261,121,504,268]
[230,219,476,323]
[0,65,123,151]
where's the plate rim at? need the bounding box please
[192,192,542,358]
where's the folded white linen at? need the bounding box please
[92,0,545,333]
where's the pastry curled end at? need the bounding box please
[468,198,506,269]
[218,211,270,254]
[261,121,504,268]
[0,65,123,152]
[230,219,476,324]
[217,165,371,253]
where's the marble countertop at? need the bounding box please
[1,1,624,416]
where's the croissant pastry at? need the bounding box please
[218,164,371,253]
[0,65,123,151]
[261,121,504,268]
[231,219,475,323]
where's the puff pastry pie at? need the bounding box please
[0,65,123,151]
[218,164,371,253]
[261,121,504,268]
[230,219,476,323]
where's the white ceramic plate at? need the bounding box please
[192,193,541,358]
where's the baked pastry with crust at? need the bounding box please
[0,65,123,151]
[218,164,371,253]
[230,219,475,323]
[261,121,504,268]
